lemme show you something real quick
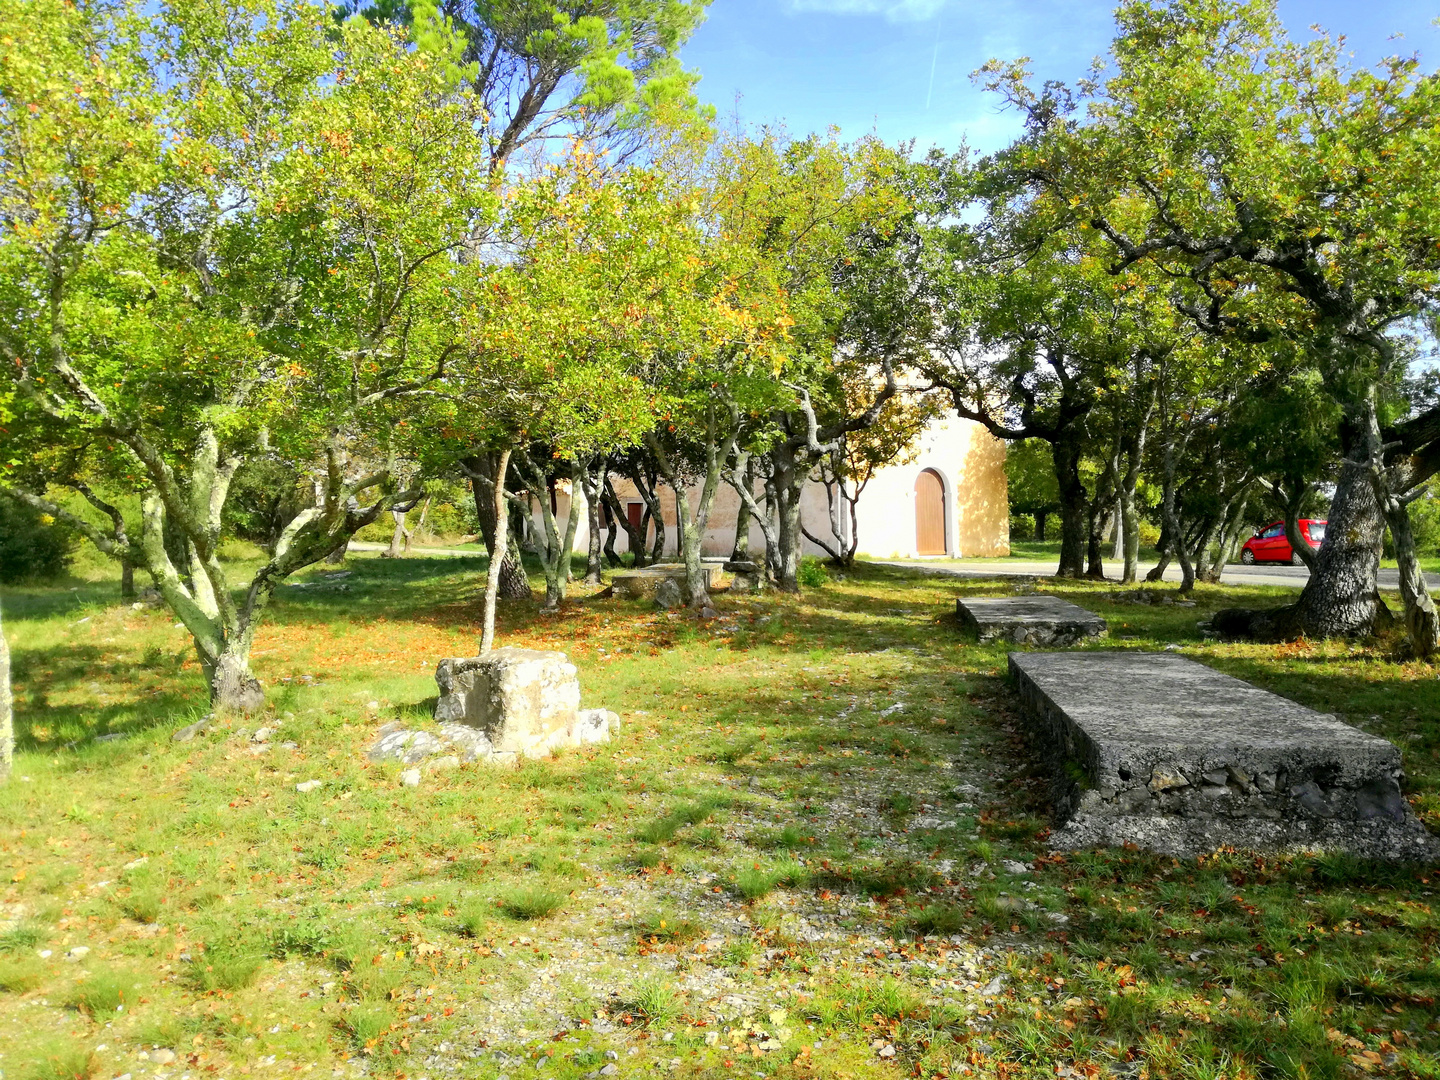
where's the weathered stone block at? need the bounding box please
[435,648,583,760]
[1010,651,1440,861]
[612,564,714,600]
[957,596,1108,646]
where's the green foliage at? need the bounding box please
[0,499,73,584]
[797,558,830,588]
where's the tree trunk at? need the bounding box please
[0,603,11,784]
[1205,493,1250,583]
[481,447,513,654]
[727,453,780,583]
[581,457,605,585]
[731,458,754,562]
[325,541,348,566]
[120,563,136,601]
[1286,456,1386,636]
[516,452,579,612]
[1034,511,1047,542]
[1278,482,1318,570]
[207,643,264,715]
[1052,434,1088,578]
[1160,438,1196,594]
[602,478,646,567]
[406,498,430,554]
[1364,401,1440,657]
[768,444,806,593]
[466,454,533,600]
[383,510,409,558]
[1212,453,1390,642]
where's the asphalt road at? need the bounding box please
[347,543,1437,592]
[874,558,1437,592]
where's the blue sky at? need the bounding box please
[680,1,1440,154]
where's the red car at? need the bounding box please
[1240,519,1327,565]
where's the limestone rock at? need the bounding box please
[368,729,448,764]
[171,715,213,743]
[435,648,581,757]
[400,769,421,788]
[653,578,683,610]
[295,780,323,794]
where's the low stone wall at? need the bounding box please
[1010,651,1440,861]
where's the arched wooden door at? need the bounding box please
[915,470,947,555]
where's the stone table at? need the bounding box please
[611,564,714,600]
[957,595,1108,646]
[1009,650,1440,860]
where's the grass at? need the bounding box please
[495,884,567,920]
[1,551,1438,1080]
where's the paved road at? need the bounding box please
[874,558,1436,592]
[347,544,1437,592]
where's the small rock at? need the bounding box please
[367,701,380,712]
[66,946,91,961]
[251,726,275,744]
[429,756,461,771]
[653,578,683,610]
[171,715,213,743]
[704,1033,721,1047]
[599,1066,618,1076]
[878,1045,896,1059]
[1000,860,1030,875]
[151,1049,177,1066]
[296,780,323,793]
[604,1051,619,1062]
[122,857,149,872]
[979,976,1005,997]
[94,732,127,743]
[1163,644,1182,653]
[400,768,421,788]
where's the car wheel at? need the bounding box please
[1240,549,1256,565]
[1292,552,1305,566]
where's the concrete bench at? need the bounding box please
[611,564,714,600]
[957,596,1108,646]
[1010,651,1440,860]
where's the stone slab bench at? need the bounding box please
[612,564,714,600]
[957,596,1108,646]
[1010,651,1440,861]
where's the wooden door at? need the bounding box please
[915,470,946,555]
[627,503,645,532]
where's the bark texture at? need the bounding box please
[465,453,533,600]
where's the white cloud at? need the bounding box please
[786,0,947,22]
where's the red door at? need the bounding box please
[627,503,644,532]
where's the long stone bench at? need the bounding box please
[957,596,1107,646]
[1010,651,1440,861]
[611,564,714,600]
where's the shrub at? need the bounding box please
[797,557,830,588]
[0,497,74,583]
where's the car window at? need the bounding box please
[1262,526,1285,539]
[1308,523,1326,541]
